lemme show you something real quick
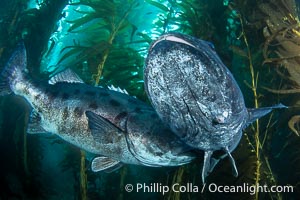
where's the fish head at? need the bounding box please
[124,109,195,167]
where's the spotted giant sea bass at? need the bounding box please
[0,43,195,172]
[144,33,285,182]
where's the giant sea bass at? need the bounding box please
[0,43,195,172]
[144,33,285,182]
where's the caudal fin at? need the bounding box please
[0,43,27,96]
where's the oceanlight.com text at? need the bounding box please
[207,183,294,195]
[124,182,294,195]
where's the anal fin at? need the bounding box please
[91,156,122,172]
[27,110,47,134]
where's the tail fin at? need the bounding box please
[0,43,27,95]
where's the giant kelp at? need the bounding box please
[0,96,47,199]
[0,0,70,199]
[54,0,147,100]
[257,0,300,139]
[230,0,300,199]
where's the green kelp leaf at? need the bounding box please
[77,0,116,16]
[70,21,110,33]
[67,13,98,32]
[177,2,196,15]
[230,45,248,58]
[288,115,300,136]
[262,87,300,94]
[177,23,192,32]
[71,9,94,15]
[116,19,133,34]
[57,47,85,65]
[137,32,152,44]
[57,41,112,67]
[145,0,169,12]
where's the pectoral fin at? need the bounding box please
[91,156,122,172]
[247,103,287,126]
[85,111,122,143]
[224,147,238,177]
[202,150,213,183]
[27,110,48,134]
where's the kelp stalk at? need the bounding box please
[94,3,134,86]
[22,111,30,177]
[239,7,285,198]
[166,166,185,200]
[0,48,4,58]
[118,166,128,200]
[239,15,261,199]
[80,150,87,200]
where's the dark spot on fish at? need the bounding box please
[89,101,98,109]
[99,92,110,97]
[63,107,69,120]
[110,99,121,107]
[155,152,163,156]
[115,112,128,121]
[74,107,83,117]
[208,94,216,102]
[45,88,50,94]
[34,82,40,87]
[85,91,96,97]
[74,89,80,95]
[62,93,70,100]
[34,94,41,101]
[134,107,142,113]
[115,112,128,130]
[51,90,59,98]
[115,146,122,155]
[127,98,138,105]
[23,87,30,95]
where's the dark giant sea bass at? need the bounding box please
[144,33,285,182]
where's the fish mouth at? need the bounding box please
[125,134,195,167]
[124,113,196,167]
[149,33,196,51]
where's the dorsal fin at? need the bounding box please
[108,85,129,95]
[48,68,84,85]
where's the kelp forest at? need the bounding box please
[0,0,299,199]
